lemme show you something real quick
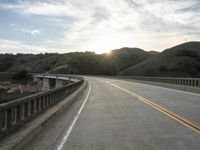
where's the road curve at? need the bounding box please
[22,77,200,150]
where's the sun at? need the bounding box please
[86,35,123,54]
[105,50,112,56]
[95,49,111,54]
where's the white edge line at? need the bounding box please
[57,82,91,150]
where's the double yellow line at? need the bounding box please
[103,80,200,134]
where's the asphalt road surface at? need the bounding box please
[22,77,200,150]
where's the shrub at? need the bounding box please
[12,70,31,81]
[159,65,168,71]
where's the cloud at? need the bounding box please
[0,39,43,54]
[0,0,200,53]
[31,30,40,35]
[14,27,40,35]
[0,1,90,18]
[9,24,41,35]
[58,0,200,51]
[0,38,70,54]
[177,2,200,12]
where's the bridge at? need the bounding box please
[0,75,200,150]
[33,74,82,90]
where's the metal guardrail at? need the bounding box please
[116,76,200,88]
[0,75,84,137]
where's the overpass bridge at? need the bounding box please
[0,75,200,150]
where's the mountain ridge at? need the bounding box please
[1,42,199,77]
[119,41,200,77]
[0,47,156,75]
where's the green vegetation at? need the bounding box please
[119,42,200,77]
[0,48,155,75]
[0,71,31,83]
[1,42,199,78]
[0,72,13,81]
[12,70,32,83]
[0,71,35,102]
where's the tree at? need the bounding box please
[12,70,31,82]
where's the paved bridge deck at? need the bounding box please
[21,77,200,150]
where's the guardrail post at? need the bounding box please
[33,100,37,114]
[7,109,12,128]
[47,95,50,106]
[0,111,2,131]
[24,103,28,118]
[30,100,34,115]
[16,105,21,122]
[41,97,44,108]
[47,95,49,106]
[21,104,25,120]
[0,111,3,131]
[28,101,31,116]
[195,80,197,87]
[2,110,8,131]
[193,80,195,87]
[11,107,17,125]
[181,79,183,85]
[184,79,187,85]
[44,96,47,107]
[50,93,53,104]
[185,79,188,86]
[38,98,41,111]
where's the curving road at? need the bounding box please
[22,77,200,150]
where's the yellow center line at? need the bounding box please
[103,80,200,134]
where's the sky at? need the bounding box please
[0,0,200,54]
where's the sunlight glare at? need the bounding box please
[87,35,123,54]
[105,50,112,56]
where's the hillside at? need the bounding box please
[0,48,156,75]
[119,42,200,77]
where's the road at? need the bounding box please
[22,77,200,150]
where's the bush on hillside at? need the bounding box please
[12,70,32,82]
[176,50,198,57]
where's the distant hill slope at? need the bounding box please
[97,47,156,75]
[149,51,160,55]
[119,42,200,77]
[0,48,156,75]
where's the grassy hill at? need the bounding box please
[119,42,200,77]
[0,48,156,75]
